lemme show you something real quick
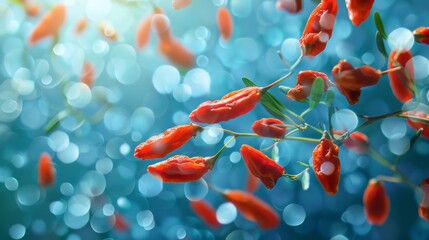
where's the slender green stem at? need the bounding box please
[283,167,309,181]
[208,136,236,169]
[306,124,324,135]
[285,128,300,137]
[261,71,293,91]
[357,110,403,130]
[367,147,418,190]
[220,128,258,137]
[283,136,320,143]
[374,175,404,184]
[300,108,311,118]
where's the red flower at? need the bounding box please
[332,60,381,105]
[345,0,375,26]
[134,123,203,160]
[363,179,390,225]
[299,0,338,56]
[343,131,369,154]
[189,87,261,124]
[419,177,429,222]
[147,155,210,183]
[312,134,340,195]
[388,50,415,103]
[414,27,429,45]
[190,200,220,228]
[224,190,280,229]
[276,0,302,14]
[240,144,285,189]
[251,118,287,139]
[288,70,331,101]
[403,111,429,138]
[39,152,55,187]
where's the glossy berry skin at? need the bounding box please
[288,70,331,101]
[343,131,369,154]
[217,7,233,40]
[190,200,220,228]
[147,155,210,183]
[251,118,287,139]
[332,60,381,105]
[299,0,338,56]
[414,27,429,45]
[39,152,55,187]
[240,144,285,189]
[388,50,415,103]
[224,190,280,229]
[312,136,340,195]
[363,179,390,225]
[418,178,429,222]
[134,123,202,160]
[29,4,66,45]
[189,87,261,124]
[403,111,429,139]
[276,0,302,14]
[345,0,375,26]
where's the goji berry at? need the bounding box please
[224,190,280,229]
[240,144,285,189]
[39,152,55,187]
[134,123,203,160]
[345,0,375,26]
[312,133,340,195]
[419,177,429,222]
[29,4,66,45]
[251,118,287,139]
[217,7,233,40]
[190,200,220,228]
[332,60,381,105]
[147,155,211,182]
[288,70,331,101]
[388,50,415,103]
[413,27,429,45]
[189,87,261,124]
[299,0,338,56]
[363,179,390,225]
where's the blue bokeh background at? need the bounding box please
[1,0,429,239]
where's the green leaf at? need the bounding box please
[242,77,290,121]
[376,31,388,59]
[242,77,254,87]
[279,86,291,95]
[309,77,324,110]
[374,12,388,40]
[324,89,335,106]
[271,143,279,163]
[44,110,70,133]
[301,170,310,191]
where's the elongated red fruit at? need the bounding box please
[312,134,340,195]
[147,155,210,182]
[189,87,261,124]
[363,179,390,225]
[29,4,66,45]
[240,144,284,189]
[39,152,55,187]
[217,7,233,40]
[134,123,203,160]
[224,190,279,229]
[190,200,220,228]
[419,177,429,222]
[388,50,415,103]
